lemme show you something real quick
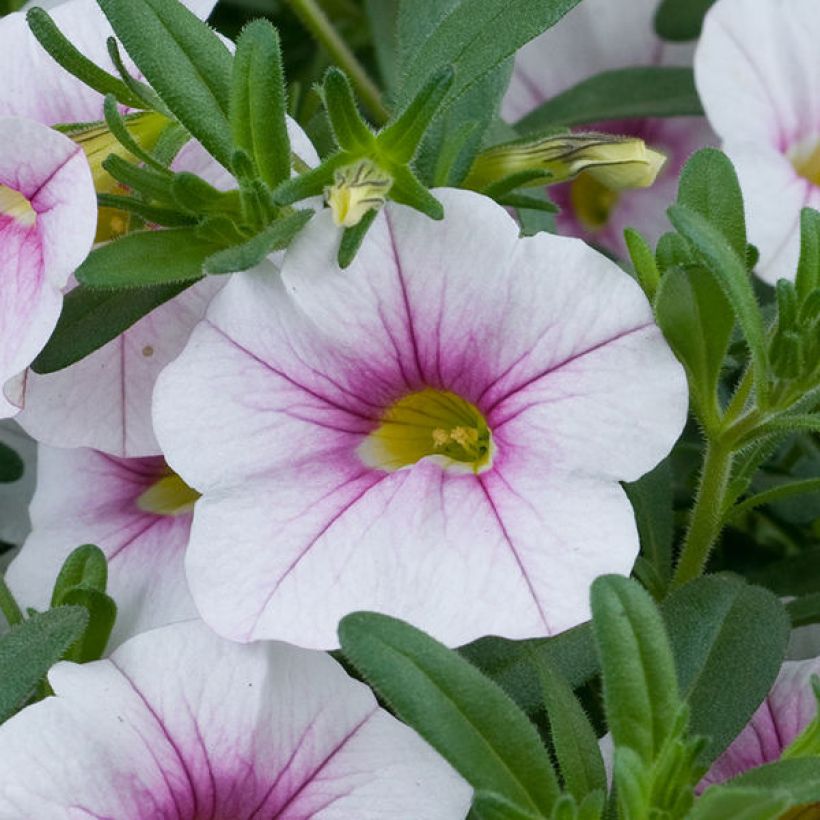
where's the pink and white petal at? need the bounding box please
[17,277,224,457]
[0,118,95,415]
[503,0,694,121]
[0,621,470,818]
[700,657,820,789]
[184,451,636,647]
[0,0,218,125]
[696,0,820,150]
[5,446,196,647]
[480,230,687,482]
[724,142,814,284]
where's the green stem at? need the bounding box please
[285,0,389,125]
[671,440,734,588]
[0,575,23,626]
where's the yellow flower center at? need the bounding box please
[358,388,493,474]
[0,185,36,227]
[790,136,820,187]
[571,171,620,230]
[136,471,200,516]
[325,159,393,227]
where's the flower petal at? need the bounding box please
[5,445,196,647]
[0,621,470,818]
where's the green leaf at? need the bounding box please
[96,193,197,228]
[102,154,176,204]
[516,67,703,132]
[0,606,88,723]
[230,20,291,189]
[623,459,674,587]
[748,548,820,597]
[30,281,193,374]
[389,164,444,219]
[60,588,116,663]
[786,592,820,628]
[654,0,716,42]
[530,653,606,801]
[0,442,23,484]
[470,791,543,820]
[50,545,108,607]
[654,265,734,429]
[624,227,660,299]
[689,787,788,820]
[396,0,582,110]
[203,210,314,274]
[76,229,218,288]
[338,208,379,269]
[667,204,768,402]
[97,0,234,168]
[322,68,375,152]
[26,8,145,109]
[379,66,454,164]
[782,678,820,757]
[677,148,746,259]
[364,0,400,92]
[339,612,560,815]
[663,576,789,763]
[728,478,820,523]
[590,575,680,762]
[796,208,820,301]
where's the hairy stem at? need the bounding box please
[285,0,389,125]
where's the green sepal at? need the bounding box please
[272,154,344,206]
[0,443,23,484]
[378,65,455,163]
[97,0,234,168]
[654,264,734,430]
[76,228,219,289]
[482,169,553,199]
[796,207,820,301]
[59,588,116,663]
[338,611,561,816]
[322,68,375,152]
[338,209,378,269]
[203,209,314,274]
[230,20,291,189]
[50,545,108,607]
[26,8,145,109]
[496,193,560,214]
[31,282,193,374]
[624,227,660,299]
[389,164,444,219]
[0,606,88,723]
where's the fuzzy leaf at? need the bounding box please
[0,443,23,484]
[50,545,108,607]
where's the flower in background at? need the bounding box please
[154,189,687,649]
[0,116,96,419]
[695,0,820,285]
[503,0,714,257]
[0,621,471,818]
[5,445,198,649]
[699,657,820,789]
[0,0,319,456]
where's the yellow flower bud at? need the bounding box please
[325,159,393,228]
[465,132,667,193]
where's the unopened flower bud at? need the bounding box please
[325,159,393,227]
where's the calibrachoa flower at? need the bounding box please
[0,621,471,818]
[503,0,713,256]
[5,445,198,648]
[0,116,96,419]
[695,0,820,285]
[154,188,688,648]
[0,0,319,456]
[699,657,820,789]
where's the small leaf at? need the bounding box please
[338,209,379,268]
[470,791,543,820]
[339,612,560,815]
[322,68,375,152]
[796,207,820,302]
[591,575,680,761]
[50,545,108,607]
[98,0,234,168]
[76,229,219,288]
[26,8,145,109]
[655,0,716,42]
[516,67,703,132]
[60,588,116,663]
[0,442,23,484]
[624,227,660,299]
[0,606,88,723]
[203,210,314,274]
[230,19,291,188]
[103,154,176,204]
[31,281,193,374]
[389,164,444,219]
